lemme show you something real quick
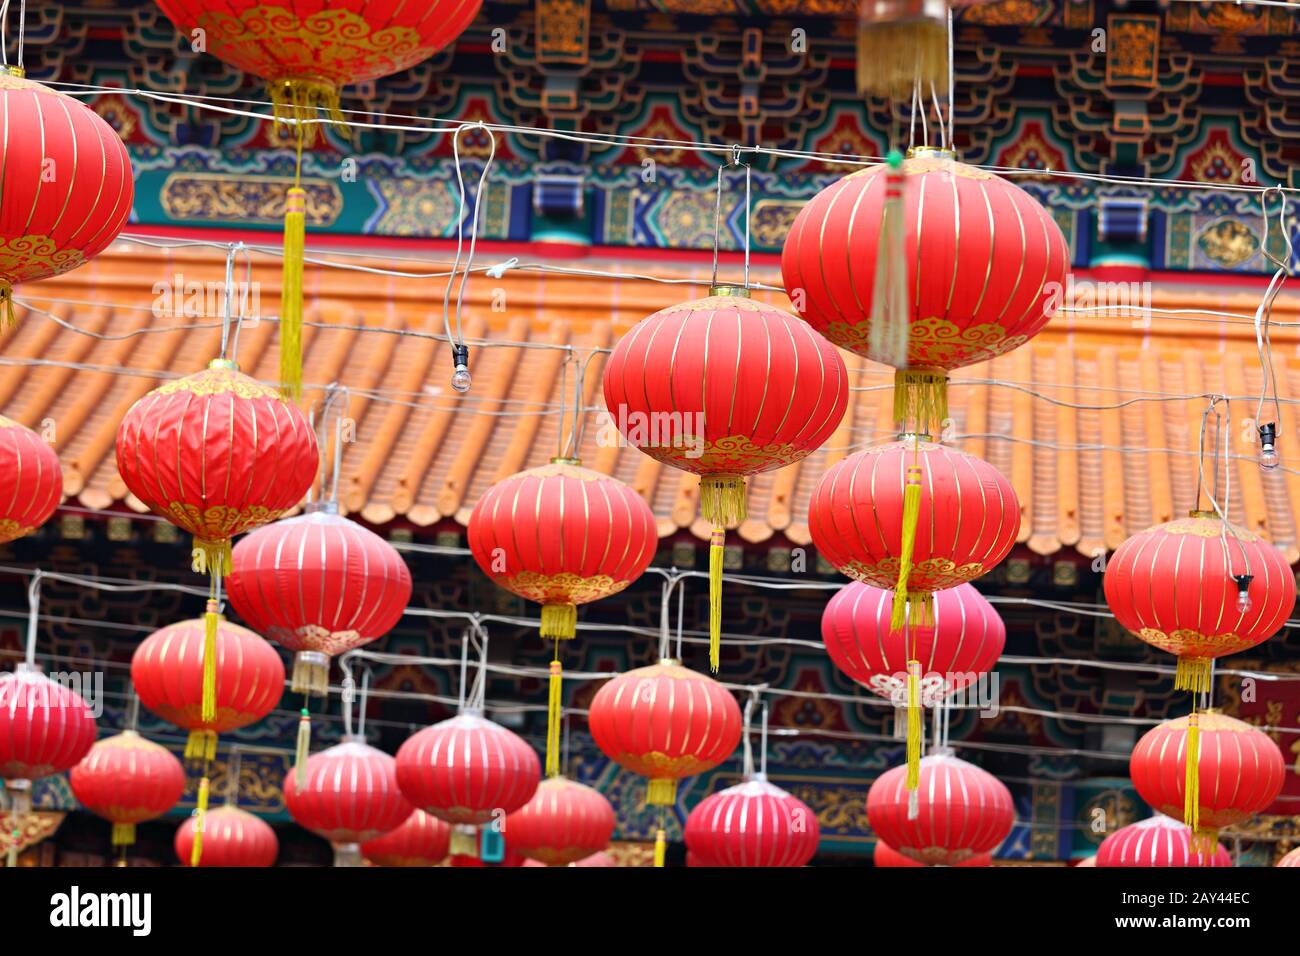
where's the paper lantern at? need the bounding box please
[684,777,820,867]
[360,809,451,867]
[0,663,96,781]
[504,777,616,866]
[1104,511,1295,693]
[175,805,278,867]
[0,69,133,327]
[1130,712,1284,847]
[395,712,541,827]
[873,840,991,867]
[228,500,412,696]
[1095,814,1232,868]
[285,737,413,845]
[69,731,185,847]
[603,289,849,669]
[1277,847,1300,867]
[0,416,62,543]
[131,615,285,761]
[468,459,656,774]
[821,581,1004,705]
[589,660,742,809]
[866,751,1014,865]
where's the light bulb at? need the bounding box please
[1260,448,1280,471]
[1234,573,1254,614]
[451,365,472,393]
[1237,590,1253,614]
[1259,422,1279,471]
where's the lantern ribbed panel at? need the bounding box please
[1277,848,1300,867]
[0,666,96,780]
[873,840,992,867]
[0,417,63,543]
[684,778,820,867]
[284,739,413,843]
[866,752,1014,865]
[69,731,185,827]
[175,806,278,867]
[361,809,452,867]
[505,777,616,866]
[394,713,541,825]
[1095,815,1232,868]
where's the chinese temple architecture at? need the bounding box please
[2,0,1299,873]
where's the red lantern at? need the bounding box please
[782,150,1067,424]
[504,776,616,867]
[360,808,451,867]
[1096,814,1231,868]
[0,69,133,328]
[589,660,742,811]
[175,805,278,867]
[684,777,820,868]
[873,840,991,867]
[1278,847,1300,867]
[1104,511,1295,693]
[468,460,655,773]
[0,663,96,781]
[69,731,185,848]
[131,615,285,761]
[228,501,411,696]
[0,416,62,543]
[822,581,1005,705]
[866,751,1014,866]
[1130,712,1284,847]
[603,289,849,669]
[395,712,541,827]
[285,737,413,846]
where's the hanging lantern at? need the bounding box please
[822,581,1004,705]
[1104,511,1295,694]
[228,501,411,697]
[1278,847,1300,867]
[468,460,656,774]
[1130,712,1284,850]
[175,805,278,867]
[0,69,133,328]
[782,150,1067,427]
[684,777,820,868]
[603,290,849,670]
[866,750,1014,865]
[284,737,413,863]
[0,416,62,543]
[69,731,185,849]
[361,809,451,867]
[873,840,991,867]
[503,776,616,867]
[1095,814,1232,868]
[0,663,96,781]
[130,615,285,761]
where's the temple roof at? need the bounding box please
[4,245,1298,561]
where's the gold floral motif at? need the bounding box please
[162,502,286,541]
[1196,219,1259,269]
[154,366,282,400]
[0,519,36,545]
[1106,15,1161,87]
[644,435,807,477]
[616,751,717,776]
[502,571,630,606]
[264,625,365,656]
[822,316,1026,370]
[0,234,87,284]
[904,845,980,865]
[1156,515,1258,540]
[1137,628,1257,657]
[841,556,989,592]
[160,174,340,227]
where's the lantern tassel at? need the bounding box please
[894,369,948,434]
[646,778,677,807]
[856,18,948,99]
[700,475,745,675]
[0,280,15,330]
[201,600,219,724]
[190,775,209,867]
[291,651,330,696]
[540,603,577,640]
[184,729,218,762]
[906,658,922,819]
[890,466,925,633]
[869,150,908,369]
[6,785,29,867]
[280,185,306,402]
[653,828,667,868]
[294,708,312,789]
[111,822,136,847]
[191,538,231,576]
[1175,657,1212,695]
[449,825,478,858]
[545,657,563,777]
[270,78,345,146]
[709,527,724,673]
[1184,712,1200,835]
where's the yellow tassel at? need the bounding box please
[1184,712,1200,834]
[540,604,577,640]
[1175,657,1213,695]
[184,729,217,762]
[646,778,677,807]
[5,842,15,868]
[294,709,311,789]
[906,659,922,795]
[0,280,15,330]
[653,828,667,868]
[890,467,924,632]
[1190,828,1219,862]
[191,776,209,867]
[894,369,949,434]
[856,19,949,99]
[270,77,345,146]
[291,652,330,696]
[280,186,306,402]
[449,826,478,858]
[699,475,747,526]
[191,538,232,576]
[111,822,136,847]
[709,527,724,673]
[870,151,908,368]
[201,600,219,724]
[545,658,563,777]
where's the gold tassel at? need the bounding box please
[191,538,232,576]
[290,652,330,696]
[0,280,15,330]
[191,776,209,867]
[709,527,724,673]
[270,78,345,146]
[646,778,677,807]
[294,708,311,789]
[111,822,136,847]
[5,841,15,868]
[1190,828,1219,862]
[280,185,306,402]
[699,474,747,526]
[869,150,909,368]
[890,466,924,632]
[653,828,667,868]
[906,659,922,802]
[894,369,949,434]
[856,19,949,99]
[545,658,563,777]
[201,600,219,724]
[1175,657,1212,695]
[540,603,577,640]
[449,825,478,858]
[1184,712,1200,834]
[184,729,217,762]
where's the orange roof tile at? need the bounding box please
[5,245,1300,561]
